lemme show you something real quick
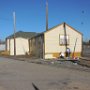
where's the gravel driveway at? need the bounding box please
[0,57,90,90]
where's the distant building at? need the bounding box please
[0,41,5,51]
[29,22,83,59]
[6,31,37,55]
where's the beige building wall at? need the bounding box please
[6,39,10,51]
[16,37,29,55]
[9,39,14,55]
[65,25,82,53]
[7,37,29,55]
[44,24,82,59]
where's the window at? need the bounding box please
[59,35,69,45]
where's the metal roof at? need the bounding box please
[6,31,38,39]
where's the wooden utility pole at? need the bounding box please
[13,12,16,56]
[46,0,48,31]
[63,22,67,56]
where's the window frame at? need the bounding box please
[59,34,69,46]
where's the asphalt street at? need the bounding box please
[0,57,90,90]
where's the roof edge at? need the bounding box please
[44,22,83,36]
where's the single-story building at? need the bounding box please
[29,22,83,59]
[6,31,37,55]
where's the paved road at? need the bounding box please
[0,57,90,90]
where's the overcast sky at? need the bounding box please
[0,0,90,41]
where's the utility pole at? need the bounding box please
[46,0,48,31]
[63,22,67,56]
[13,11,16,56]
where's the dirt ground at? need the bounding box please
[0,57,90,90]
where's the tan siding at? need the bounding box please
[44,24,82,59]
[16,38,29,55]
[45,24,65,53]
[7,37,29,55]
[6,39,10,51]
[10,39,14,55]
[66,25,82,53]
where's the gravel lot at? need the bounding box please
[0,57,90,90]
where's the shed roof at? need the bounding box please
[6,31,38,39]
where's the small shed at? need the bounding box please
[29,22,83,59]
[6,31,37,55]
